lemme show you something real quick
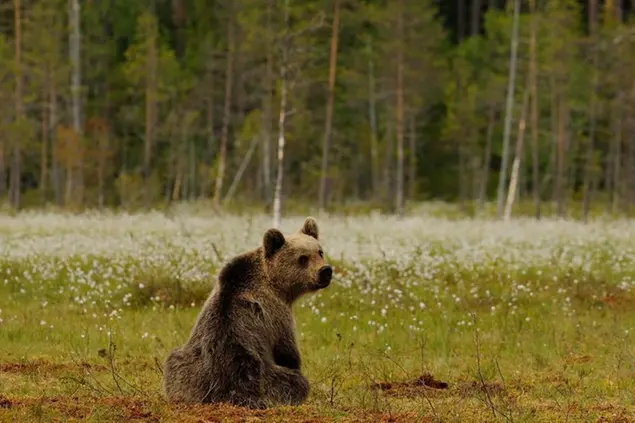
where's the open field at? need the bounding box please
[1,210,634,422]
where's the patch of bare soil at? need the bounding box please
[172,403,425,423]
[372,373,449,398]
[0,359,107,375]
[373,373,516,402]
[0,394,12,409]
[2,395,160,421]
[592,403,635,423]
[1,395,424,422]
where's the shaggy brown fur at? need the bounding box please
[163,217,332,408]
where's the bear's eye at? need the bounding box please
[318,249,323,258]
[299,255,309,266]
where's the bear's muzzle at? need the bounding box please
[317,265,333,288]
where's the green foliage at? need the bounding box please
[0,0,633,217]
[121,12,187,102]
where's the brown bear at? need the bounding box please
[163,217,332,409]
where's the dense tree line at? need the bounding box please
[0,0,634,220]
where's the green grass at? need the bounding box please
[0,211,634,422]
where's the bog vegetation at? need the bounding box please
[0,209,634,421]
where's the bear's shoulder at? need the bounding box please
[216,248,264,304]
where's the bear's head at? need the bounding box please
[262,217,332,304]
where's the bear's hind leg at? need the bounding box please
[264,365,310,406]
[164,345,214,404]
[163,347,195,403]
[223,341,267,408]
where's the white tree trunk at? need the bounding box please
[272,0,290,229]
[224,136,258,204]
[496,0,520,218]
[262,0,274,204]
[504,79,530,221]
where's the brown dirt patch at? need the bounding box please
[595,411,634,423]
[419,373,449,389]
[0,359,107,375]
[173,404,426,423]
[372,373,449,398]
[171,402,423,422]
[374,374,515,401]
[2,395,160,421]
[1,395,424,422]
[0,394,12,409]
[592,403,635,423]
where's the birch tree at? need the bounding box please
[504,77,530,220]
[495,0,520,219]
[271,0,323,227]
[272,0,290,229]
[262,0,274,204]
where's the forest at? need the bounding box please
[0,0,634,219]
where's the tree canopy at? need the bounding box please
[0,0,634,220]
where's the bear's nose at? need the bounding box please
[318,265,333,287]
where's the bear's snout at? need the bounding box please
[317,265,333,288]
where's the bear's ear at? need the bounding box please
[263,228,286,259]
[299,216,319,239]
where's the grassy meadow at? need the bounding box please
[0,207,634,422]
